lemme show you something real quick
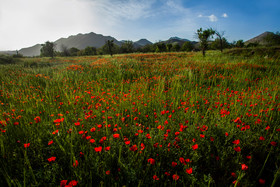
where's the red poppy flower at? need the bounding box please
[24,143,30,148]
[192,144,198,150]
[148,158,155,165]
[73,160,78,168]
[47,156,56,162]
[172,174,179,180]
[171,162,177,167]
[34,116,41,123]
[68,180,78,186]
[105,146,110,151]
[241,164,248,171]
[153,175,159,180]
[259,178,265,185]
[186,167,192,174]
[94,146,102,152]
[113,134,120,139]
[48,140,53,145]
[60,180,68,187]
[234,147,241,152]
[130,145,138,152]
[106,170,110,175]
[232,139,240,145]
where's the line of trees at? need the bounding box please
[40,30,280,58]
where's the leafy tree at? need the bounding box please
[60,44,70,57]
[41,41,56,58]
[84,46,97,56]
[171,43,181,52]
[166,44,173,52]
[214,30,226,52]
[102,40,118,56]
[196,28,215,57]
[235,40,245,48]
[210,38,229,50]
[181,41,194,52]
[69,47,80,56]
[264,32,280,46]
[120,40,134,53]
[155,43,167,53]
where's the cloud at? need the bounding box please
[222,13,228,18]
[198,14,218,22]
[208,14,218,22]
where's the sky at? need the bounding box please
[0,0,279,50]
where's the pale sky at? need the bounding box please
[0,0,279,50]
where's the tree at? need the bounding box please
[181,41,194,52]
[171,43,181,52]
[120,40,134,53]
[69,47,80,56]
[103,40,115,56]
[264,32,280,46]
[166,44,173,52]
[60,44,70,57]
[84,46,97,56]
[41,41,56,58]
[214,30,226,52]
[235,40,244,48]
[196,28,215,57]
[155,43,167,53]
[210,38,229,50]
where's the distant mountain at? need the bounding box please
[55,32,122,51]
[245,31,280,45]
[19,44,42,57]
[161,37,190,46]
[134,39,153,47]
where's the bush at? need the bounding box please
[0,54,15,65]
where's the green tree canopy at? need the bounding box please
[40,41,56,58]
[196,28,215,57]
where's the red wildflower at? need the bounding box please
[73,160,78,168]
[234,117,242,124]
[48,140,53,145]
[68,180,78,186]
[34,116,41,123]
[60,180,68,187]
[106,170,110,175]
[113,134,120,139]
[47,156,56,162]
[125,140,130,145]
[192,144,198,150]
[172,174,179,181]
[234,147,241,152]
[259,136,265,141]
[105,146,110,151]
[232,139,240,145]
[153,175,159,180]
[241,164,248,171]
[24,143,30,148]
[186,167,193,174]
[259,178,265,185]
[53,118,64,123]
[271,141,277,146]
[90,139,95,143]
[171,162,177,167]
[94,146,102,152]
[130,144,138,152]
[147,158,155,165]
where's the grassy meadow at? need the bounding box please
[0,51,279,186]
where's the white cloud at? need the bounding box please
[208,14,218,22]
[222,13,228,18]
[198,14,218,22]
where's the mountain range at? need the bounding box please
[1,31,278,56]
[0,32,189,57]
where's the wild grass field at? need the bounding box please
[0,51,279,186]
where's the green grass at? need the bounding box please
[0,51,279,186]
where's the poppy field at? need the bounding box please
[0,52,279,186]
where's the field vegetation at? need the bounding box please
[0,51,279,186]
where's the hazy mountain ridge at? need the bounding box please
[1,31,277,57]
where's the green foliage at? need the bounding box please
[40,41,56,58]
[0,54,15,64]
[196,28,215,56]
[102,40,118,56]
[264,32,280,46]
[0,52,279,186]
[120,41,134,54]
[181,41,194,52]
[235,40,245,48]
